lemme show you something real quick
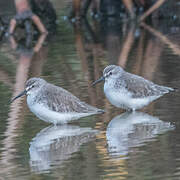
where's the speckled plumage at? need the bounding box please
[94,65,174,110]
[13,78,104,124]
[113,70,172,98]
[29,78,102,113]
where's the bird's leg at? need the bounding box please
[127,108,136,112]
[9,19,17,34]
[31,15,48,34]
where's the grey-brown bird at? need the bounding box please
[12,78,104,124]
[93,65,175,111]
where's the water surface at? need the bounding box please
[0,1,180,179]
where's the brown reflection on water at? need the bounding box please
[141,22,180,57]
[0,34,47,177]
[95,127,128,179]
[118,22,135,68]
[0,67,13,88]
[73,19,105,107]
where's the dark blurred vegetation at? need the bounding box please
[30,0,57,34]
[69,0,180,21]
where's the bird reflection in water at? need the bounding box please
[29,125,98,172]
[106,112,174,157]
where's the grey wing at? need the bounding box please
[117,72,173,98]
[39,84,101,113]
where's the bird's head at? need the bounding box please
[11,77,46,102]
[92,65,123,86]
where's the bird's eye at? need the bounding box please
[109,72,112,75]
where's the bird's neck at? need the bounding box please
[105,78,116,89]
[27,90,40,106]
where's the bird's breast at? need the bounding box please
[104,85,131,109]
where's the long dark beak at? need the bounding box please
[92,76,105,86]
[11,90,27,103]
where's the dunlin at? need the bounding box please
[11,77,104,124]
[93,65,175,111]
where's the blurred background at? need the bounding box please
[0,0,180,179]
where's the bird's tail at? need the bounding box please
[172,87,179,92]
[160,86,177,94]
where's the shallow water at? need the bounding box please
[0,1,180,180]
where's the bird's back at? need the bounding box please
[35,83,103,114]
[115,71,174,98]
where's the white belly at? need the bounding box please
[104,88,158,110]
[27,97,96,125]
